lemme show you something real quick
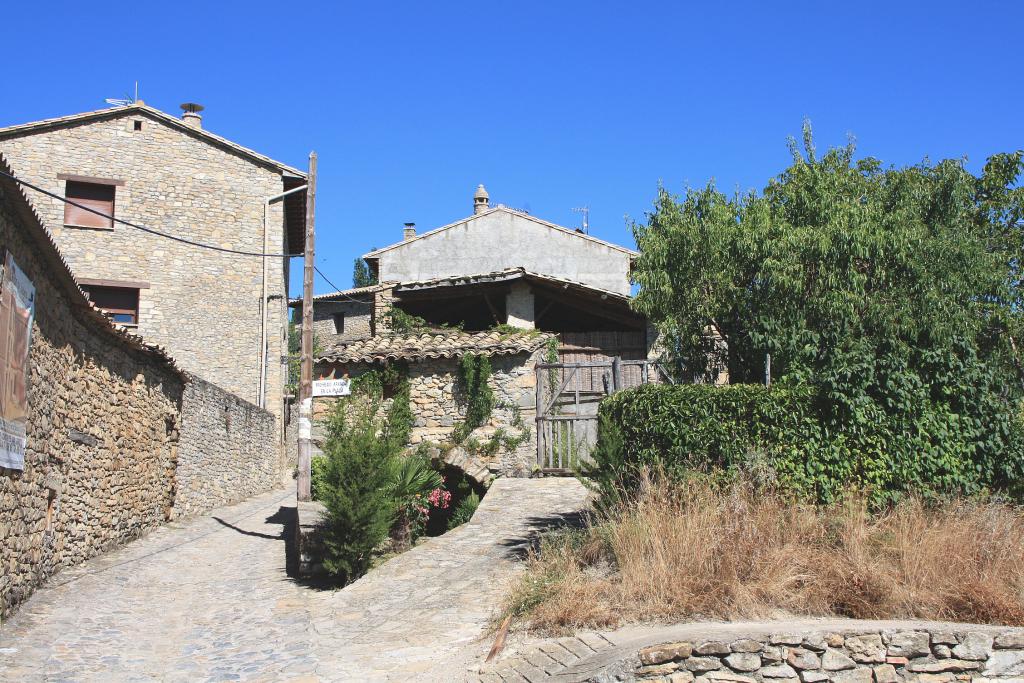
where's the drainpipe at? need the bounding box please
[260,183,308,409]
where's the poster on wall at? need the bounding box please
[0,252,35,470]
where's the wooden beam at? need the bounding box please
[482,293,502,325]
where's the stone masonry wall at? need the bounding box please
[0,180,184,619]
[633,628,1024,683]
[311,298,373,343]
[0,110,293,426]
[173,375,279,518]
[312,349,540,480]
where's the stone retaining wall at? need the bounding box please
[634,628,1024,683]
[173,375,279,518]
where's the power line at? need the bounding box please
[3,167,376,306]
[313,265,374,306]
[0,169,291,258]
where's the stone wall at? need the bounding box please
[173,375,279,518]
[312,349,540,481]
[0,173,184,619]
[0,108,295,425]
[632,627,1024,683]
[311,298,373,343]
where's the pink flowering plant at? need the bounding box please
[388,458,450,550]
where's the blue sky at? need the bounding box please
[2,1,1021,295]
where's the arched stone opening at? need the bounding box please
[424,462,488,536]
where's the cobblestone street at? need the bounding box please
[0,478,589,682]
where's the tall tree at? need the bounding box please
[632,123,1024,500]
[352,257,377,288]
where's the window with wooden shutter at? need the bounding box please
[64,181,115,229]
[81,285,139,324]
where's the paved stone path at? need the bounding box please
[0,478,589,682]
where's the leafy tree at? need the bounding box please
[352,257,377,288]
[631,123,1024,502]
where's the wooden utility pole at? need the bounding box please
[297,151,317,502]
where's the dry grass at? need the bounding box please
[504,474,1024,633]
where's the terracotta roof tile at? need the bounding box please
[317,329,552,364]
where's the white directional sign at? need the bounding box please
[312,378,351,397]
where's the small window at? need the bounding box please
[64,181,115,229]
[333,313,345,334]
[133,120,143,131]
[81,285,139,325]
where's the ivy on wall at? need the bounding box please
[452,354,494,443]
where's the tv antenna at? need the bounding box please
[105,81,139,107]
[571,206,590,234]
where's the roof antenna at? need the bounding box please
[105,81,139,107]
[571,206,590,234]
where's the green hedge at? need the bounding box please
[588,383,1024,507]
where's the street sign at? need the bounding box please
[312,378,351,397]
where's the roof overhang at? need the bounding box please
[393,267,632,304]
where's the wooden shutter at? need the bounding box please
[64,181,114,229]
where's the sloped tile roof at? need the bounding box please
[394,267,631,302]
[0,104,305,177]
[317,330,553,364]
[288,283,390,306]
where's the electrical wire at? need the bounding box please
[312,265,374,306]
[0,168,291,258]
[3,167,376,305]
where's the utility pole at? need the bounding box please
[297,151,317,502]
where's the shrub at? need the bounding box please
[591,382,1024,506]
[629,133,1024,504]
[447,491,480,529]
[310,455,328,501]
[388,455,444,549]
[504,473,1024,633]
[316,398,399,583]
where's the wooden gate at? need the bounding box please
[535,358,669,471]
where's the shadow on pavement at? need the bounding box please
[496,509,589,560]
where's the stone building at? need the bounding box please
[0,154,282,617]
[305,186,665,477]
[0,102,308,430]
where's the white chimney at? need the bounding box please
[179,102,205,129]
[473,184,489,214]
[403,222,416,240]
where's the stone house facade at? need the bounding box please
[303,186,664,477]
[314,330,551,483]
[0,156,282,618]
[0,103,308,431]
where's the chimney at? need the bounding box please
[403,222,416,240]
[473,184,489,214]
[179,102,205,129]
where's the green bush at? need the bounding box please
[625,129,1024,506]
[448,491,480,529]
[589,382,1024,507]
[388,455,443,549]
[310,455,328,501]
[316,398,399,583]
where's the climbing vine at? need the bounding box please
[451,354,495,443]
[545,336,559,402]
